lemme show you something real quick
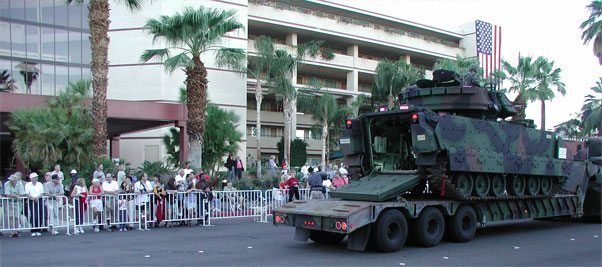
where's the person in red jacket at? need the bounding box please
[286,171,300,202]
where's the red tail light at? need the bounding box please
[345,119,352,129]
[335,221,342,230]
[341,222,348,230]
[411,113,419,123]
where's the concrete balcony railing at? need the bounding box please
[248,39,356,71]
[247,109,315,126]
[247,135,323,154]
[249,2,463,59]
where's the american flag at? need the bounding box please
[475,20,502,80]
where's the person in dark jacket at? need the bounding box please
[225,153,235,180]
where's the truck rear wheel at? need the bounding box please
[415,207,445,247]
[370,209,408,252]
[447,205,477,243]
[309,230,346,244]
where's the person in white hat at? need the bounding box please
[24,172,46,237]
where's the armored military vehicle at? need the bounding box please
[273,69,602,252]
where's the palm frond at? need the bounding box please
[140,48,170,62]
[163,52,193,73]
[215,47,246,71]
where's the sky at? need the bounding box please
[332,0,601,130]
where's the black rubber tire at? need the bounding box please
[370,209,408,252]
[415,207,445,247]
[508,175,525,196]
[527,176,541,196]
[447,205,477,243]
[309,230,346,244]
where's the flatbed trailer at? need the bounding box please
[273,194,586,252]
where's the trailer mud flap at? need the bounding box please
[294,227,310,242]
[347,224,371,251]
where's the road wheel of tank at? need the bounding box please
[309,230,346,244]
[454,173,473,198]
[490,174,506,197]
[415,207,445,247]
[527,176,541,196]
[473,174,491,197]
[370,209,408,252]
[447,205,477,243]
[540,177,553,196]
[508,175,525,196]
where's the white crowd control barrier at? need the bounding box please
[209,190,265,221]
[0,188,333,237]
[0,196,71,235]
[72,193,157,233]
[161,192,209,227]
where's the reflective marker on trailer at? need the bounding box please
[341,222,347,231]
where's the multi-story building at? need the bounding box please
[0,0,475,174]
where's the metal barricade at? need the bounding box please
[72,193,156,233]
[209,190,264,221]
[0,196,71,235]
[161,191,209,227]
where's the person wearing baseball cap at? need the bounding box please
[24,172,46,236]
[4,174,26,237]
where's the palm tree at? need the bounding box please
[501,55,538,121]
[16,62,39,94]
[554,117,583,139]
[247,36,276,178]
[66,0,144,157]
[140,7,246,169]
[162,127,180,168]
[581,78,602,136]
[267,41,334,165]
[373,58,424,108]
[528,57,566,130]
[7,80,93,170]
[299,80,352,167]
[580,1,602,64]
[434,55,481,77]
[0,70,17,92]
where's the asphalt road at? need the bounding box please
[1,218,600,266]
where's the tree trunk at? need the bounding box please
[185,55,209,168]
[321,121,328,168]
[540,99,546,130]
[388,85,394,108]
[512,93,527,121]
[283,97,293,169]
[255,81,263,178]
[89,0,110,157]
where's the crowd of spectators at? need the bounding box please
[0,161,350,238]
[0,163,220,237]
[279,163,349,201]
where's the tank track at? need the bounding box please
[426,163,563,201]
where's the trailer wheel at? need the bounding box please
[370,209,408,252]
[447,205,477,243]
[309,230,346,244]
[415,207,445,247]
